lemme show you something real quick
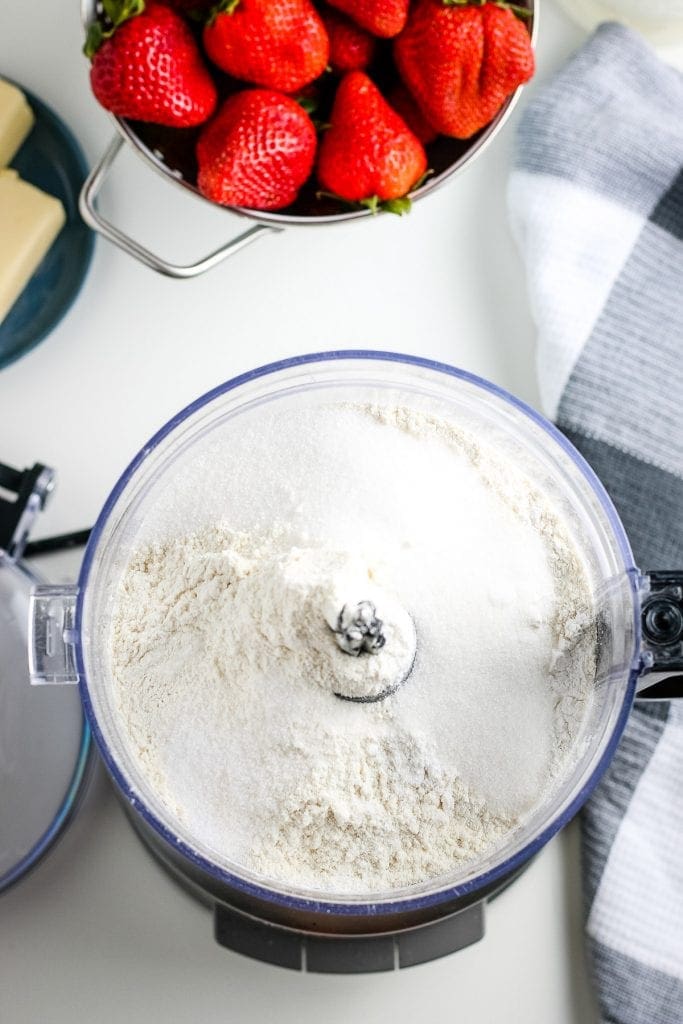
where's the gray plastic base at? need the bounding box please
[214,898,484,972]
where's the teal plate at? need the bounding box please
[0,82,94,370]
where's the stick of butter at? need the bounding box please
[0,79,35,167]
[0,169,66,327]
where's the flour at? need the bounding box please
[109,401,596,894]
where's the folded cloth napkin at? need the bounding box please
[508,22,683,1024]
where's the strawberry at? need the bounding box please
[388,82,438,145]
[196,90,317,210]
[86,0,217,128]
[394,0,534,139]
[326,0,409,38]
[317,72,427,213]
[203,0,329,94]
[320,8,377,73]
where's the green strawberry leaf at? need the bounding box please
[381,197,412,216]
[102,0,145,27]
[494,2,532,16]
[296,95,319,116]
[442,0,531,14]
[83,21,104,58]
[101,0,120,22]
[359,196,413,216]
[317,192,412,216]
[84,0,145,57]
[206,0,240,26]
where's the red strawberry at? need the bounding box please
[320,8,377,72]
[203,0,329,94]
[87,0,217,128]
[394,0,534,139]
[388,82,438,145]
[196,90,317,210]
[317,72,427,213]
[326,0,409,38]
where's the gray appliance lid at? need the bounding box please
[0,461,92,894]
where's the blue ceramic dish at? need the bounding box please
[0,81,94,370]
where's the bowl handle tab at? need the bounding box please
[29,584,79,686]
[78,135,278,279]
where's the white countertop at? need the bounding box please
[0,2,601,1020]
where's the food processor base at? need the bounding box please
[122,801,528,973]
[213,897,486,973]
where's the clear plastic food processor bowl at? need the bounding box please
[31,352,643,915]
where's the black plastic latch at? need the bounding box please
[0,461,55,562]
[638,572,683,700]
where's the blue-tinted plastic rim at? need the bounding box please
[0,719,92,895]
[76,351,641,916]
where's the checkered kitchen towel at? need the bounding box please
[508,23,683,1024]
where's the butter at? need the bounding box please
[0,169,66,326]
[0,79,34,166]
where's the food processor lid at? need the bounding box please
[0,462,92,894]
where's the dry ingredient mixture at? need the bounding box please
[109,402,596,893]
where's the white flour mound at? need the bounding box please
[109,402,596,894]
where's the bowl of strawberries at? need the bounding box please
[80,0,536,276]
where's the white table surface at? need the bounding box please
[0,2,602,1020]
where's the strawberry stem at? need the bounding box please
[442,0,532,17]
[360,196,381,214]
[413,169,434,190]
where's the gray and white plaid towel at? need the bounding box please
[508,23,683,1024]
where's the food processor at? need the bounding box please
[4,352,682,971]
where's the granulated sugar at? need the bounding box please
[109,402,596,893]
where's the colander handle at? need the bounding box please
[79,135,278,279]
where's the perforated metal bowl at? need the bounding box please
[79,0,537,277]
